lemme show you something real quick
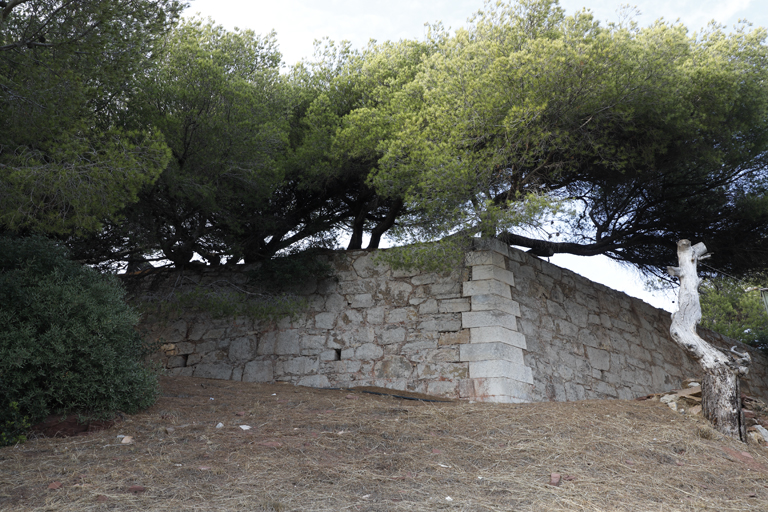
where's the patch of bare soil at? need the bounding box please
[2,376,768,511]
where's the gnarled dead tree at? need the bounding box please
[667,239,751,441]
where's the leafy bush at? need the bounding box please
[700,274,768,353]
[0,236,158,441]
[0,402,31,446]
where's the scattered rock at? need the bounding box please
[722,447,768,472]
[47,481,62,490]
[96,495,109,502]
[128,485,145,494]
[753,425,768,443]
[549,473,561,486]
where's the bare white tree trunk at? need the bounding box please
[667,239,751,441]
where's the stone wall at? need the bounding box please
[506,243,768,402]
[133,240,768,403]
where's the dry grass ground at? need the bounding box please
[2,376,768,511]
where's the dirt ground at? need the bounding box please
[2,376,768,511]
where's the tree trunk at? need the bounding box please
[667,239,750,441]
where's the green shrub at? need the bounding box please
[0,402,31,446]
[0,236,158,441]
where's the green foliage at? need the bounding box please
[374,236,472,275]
[144,284,309,323]
[136,253,333,322]
[0,402,31,447]
[700,275,768,351]
[0,0,181,235]
[0,236,158,428]
[339,0,768,271]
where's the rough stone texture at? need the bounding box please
[135,250,468,398]
[133,244,768,404]
[509,249,768,403]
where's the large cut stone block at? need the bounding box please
[243,360,273,382]
[470,326,526,349]
[465,250,506,268]
[192,363,233,380]
[469,360,533,384]
[462,310,518,331]
[459,377,533,402]
[471,265,515,286]
[462,280,512,298]
[460,342,524,365]
[470,294,520,316]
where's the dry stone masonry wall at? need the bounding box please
[136,240,768,403]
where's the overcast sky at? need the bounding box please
[185,0,764,67]
[180,0,765,311]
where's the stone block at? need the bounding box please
[280,356,319,375]
[469,360,533,384]
[438,298,471,313]
[462,280,512,299]
[439,330,470,346]
[419,299,439,315]
[427,346,460,362]
[564,302,589,328]
[297,375,331,388]
[229,337,257,362]
[166,355,187,368]
[462,310,518,331]
[314,312,337,329]
[470,326,527,349]
[352,252,377,278]
[460,342,524,365]
[471,238,511,256]
[203,328,226,340]
[161,320,187,344]
[320,350,339,361]
[355,343,384,360]
[243,360,274,382]
[411,273,436,286]
[374,356,413,379]
[231,367,243,381]
[386,307,418,324]
[366,307,385,325]
[429,281,462,297]
[349,293,374,308]
[325,293,346,312]
[257,331,276,355]
[402,340,438,352]
[472,265,515,286]
[193,363,233,380]
[426,380,459,397]
[465,250,506,268]
[380,326,406,344]
[460,377,533,402]
[187,323,207,341]
[186,352,204,366]
[586,346,610,371]
[176,342,195,355]
[546,301,568,319]
[168,366,194,377]
[554,318,578,337]
[276,330,300,355]
[386,281,413,303]
[419,315,462,332]
[470,294,521,316]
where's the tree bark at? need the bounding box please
[667,239,750,441]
